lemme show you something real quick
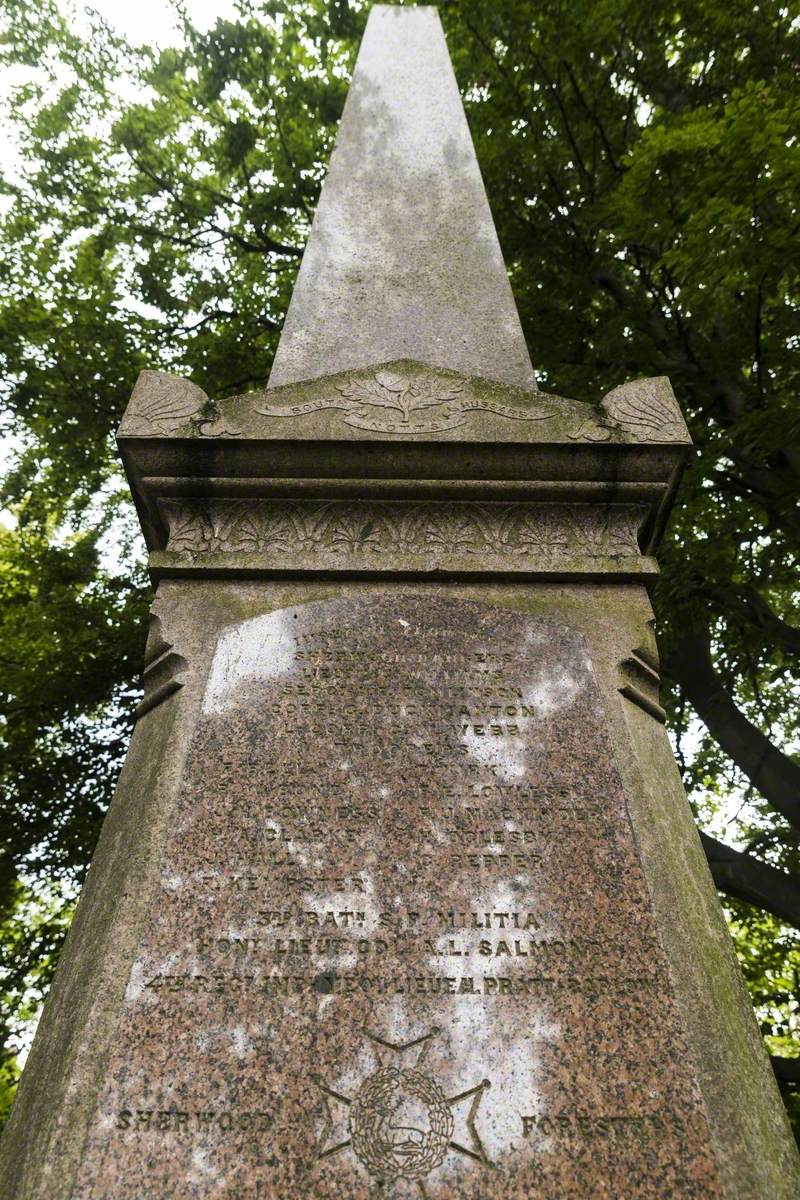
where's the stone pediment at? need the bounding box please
[118,358,690,447]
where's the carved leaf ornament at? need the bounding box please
[122,374,206,435]
[164,500,646,562]
[602,379,687,442]
[121,372,242,438]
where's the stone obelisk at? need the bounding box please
[2,7,798,1198]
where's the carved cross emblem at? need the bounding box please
[312,1023,492,1195]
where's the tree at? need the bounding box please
[0,0,797,1133]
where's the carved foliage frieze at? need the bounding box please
[161,500,646,564]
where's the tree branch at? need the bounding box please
[126,152,302,258]
[664,627,800,831]
[706,583,800,655]
[701,832,800,928]
[562,60,622,175]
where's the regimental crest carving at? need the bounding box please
[256,368,549,434]
[313,1024,491,1195]
[350,1066,453,1180]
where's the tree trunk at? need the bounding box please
[665,627,800,831]
[701,832,800,929]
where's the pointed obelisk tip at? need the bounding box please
[268,4,535,391]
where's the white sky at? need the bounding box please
[74,0,240,46]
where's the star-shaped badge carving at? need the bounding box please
[311,1024,492,1196]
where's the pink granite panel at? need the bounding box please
[74,594,720,1198]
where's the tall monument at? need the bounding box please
[2,7,798,1197]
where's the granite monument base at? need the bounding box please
[6,580,794,1198]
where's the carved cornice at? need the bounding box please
[117,360,691,574]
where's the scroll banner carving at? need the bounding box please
[160,500,646,569]
[255,369,551,435]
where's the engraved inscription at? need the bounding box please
[115,1108,274,1134]
[521,1111,688,1141]
[74,597,721,1198]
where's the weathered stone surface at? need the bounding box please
[117,362,691,448]
[155,499,653,580]
[72,595,721,1198]
[116,361,690,570]
[267,8,536,391]
[3,5,799,1198]
[3,581,799,1199]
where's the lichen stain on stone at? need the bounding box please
[188,1146,218,1187]
[461,725,527,781]
[523,664,585,718]
[202,607,298,715]
[161,872,185,892]
[123,960,147,1004]
[440,1002,556,1166]
[228,1026,252,1060]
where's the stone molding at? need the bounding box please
[154,498,651,579]
[619,648,667,724]
[134,612,187,720]
[117,362,690,574]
